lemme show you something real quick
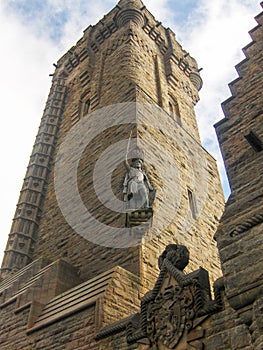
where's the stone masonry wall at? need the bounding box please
[0,304,97,350]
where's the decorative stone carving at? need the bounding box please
[127,244,224,348]
[115,1,145,28]
[158,244,189,271]
[147,284,195,348]
[126,208,153,227]
[229,211,263,237]
[189,71,203,91]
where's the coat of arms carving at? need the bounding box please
[147,283,195,348]
[126,244,224,349]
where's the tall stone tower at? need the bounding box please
[0,1,225,348]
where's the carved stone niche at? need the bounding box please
[127,244,223,349]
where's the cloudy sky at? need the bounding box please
[0,0,260,264]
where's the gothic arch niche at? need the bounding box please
[79,90,92,121]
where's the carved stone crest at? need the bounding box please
[126,244,224,349]
[147,284,195,348]
[147,246,195,349]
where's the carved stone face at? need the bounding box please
[132,158,143,169]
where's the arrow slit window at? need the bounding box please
[187,188,197,219]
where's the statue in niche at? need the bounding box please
[123,149,155,210]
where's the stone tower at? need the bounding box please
[0,1,225,348]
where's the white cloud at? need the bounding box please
[143,0,172,24]
[49,0,117,49]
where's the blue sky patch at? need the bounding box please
[5,0,69,42]
[168,0,199,24]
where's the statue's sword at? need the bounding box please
[125,129,133,162]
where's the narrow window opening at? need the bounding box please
[244,131,263,152]
[187,189,197,219]
[173,101,181,121]
[169,102,173,116]
[83,99,91,116]
[169,96,182,125]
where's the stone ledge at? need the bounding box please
[25,265,141,336]
[27,268,117,333]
